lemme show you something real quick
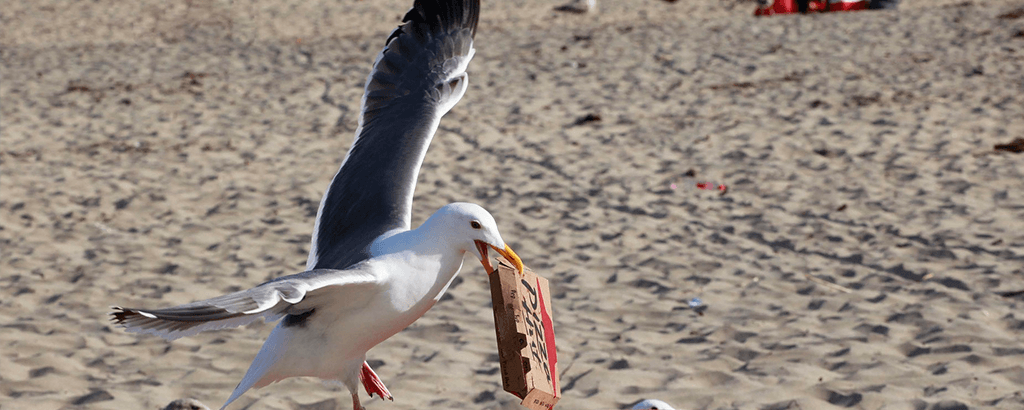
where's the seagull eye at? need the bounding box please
[470,220,482,229]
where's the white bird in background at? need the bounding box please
[110,1,528,410]
[632,399,678,410]
[554,0,597,13]
[162,398,210,410]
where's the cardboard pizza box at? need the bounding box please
[488,256,560,410]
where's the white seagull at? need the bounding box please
[631,399,677,410]
[112,203,521,410]
[110,1,522,410]
[554,0,597,13]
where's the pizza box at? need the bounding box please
[488,256,560,410]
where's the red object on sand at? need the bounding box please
[827,0,869,11]
[755,0,868,15]
[754,0,798,16]
[695,182,727,192]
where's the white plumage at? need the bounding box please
[111,2,496,409]
[113,203,524,410]
[632,399,678,410]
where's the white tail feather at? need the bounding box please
[220,323,292,409]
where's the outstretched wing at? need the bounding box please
[110,268,380,340]
[307,0,480,271]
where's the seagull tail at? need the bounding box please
[220,324,292,409]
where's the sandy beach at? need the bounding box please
[2,0,1024,409]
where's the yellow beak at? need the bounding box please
[475,241,525,274]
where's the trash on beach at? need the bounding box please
[689,297,707,315]
[994,137,1024,153]
[670,180,728,195]
[488,257,561,410]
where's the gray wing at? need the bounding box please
[110,268,380,340]
[307,0,480,271]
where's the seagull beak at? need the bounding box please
[475,240,525,274]
[495,243,525,274]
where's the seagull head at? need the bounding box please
[631,399,677,410]
[438,202,524,274]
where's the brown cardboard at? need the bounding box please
[488,257,560,410]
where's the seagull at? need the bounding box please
[109,1,516,410]
[631,399,677,410]
[112,203,522,410]
[554,0,597,13]
[162,398,210,410]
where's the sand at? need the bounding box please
[2,0,1024,409]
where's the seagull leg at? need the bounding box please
[360,361,393,401]
[351,392,365,410]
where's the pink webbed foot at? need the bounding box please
[360,361,393,401]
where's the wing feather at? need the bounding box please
[110,268,379,340]
[307,0,479,271]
